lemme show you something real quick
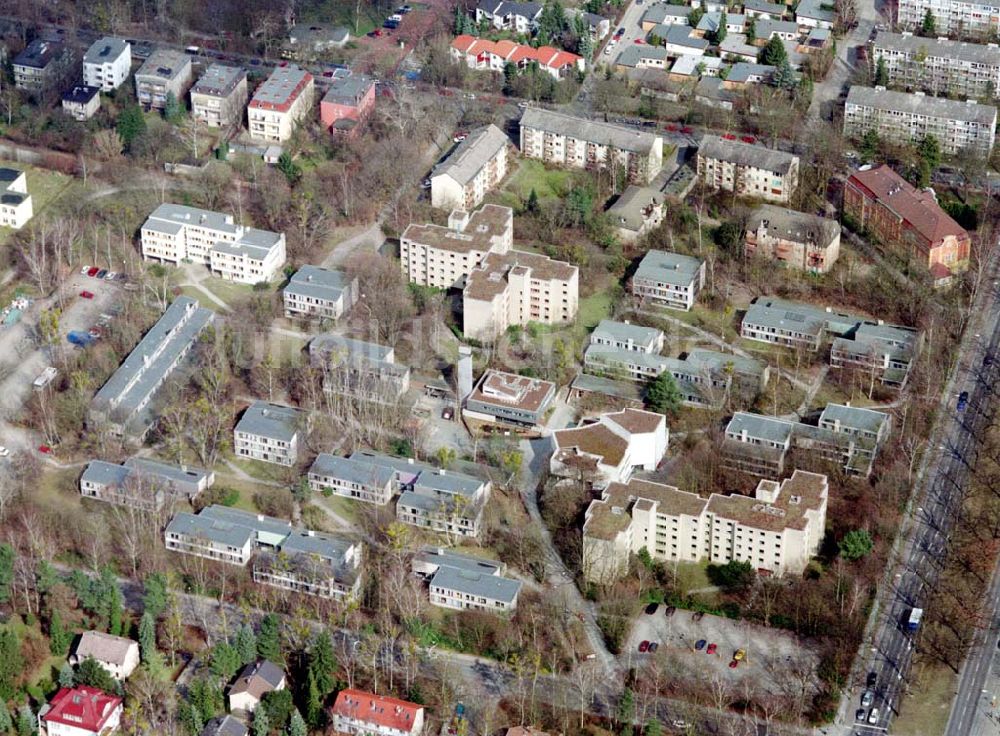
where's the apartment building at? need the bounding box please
[664,349,770,406]
[247,65,315,142]
[795,0,835,27]
[582,320,666,381]
[519,108,664,183]
[696,135,800,203]
[82,37,131,91]
[62,86,101,121]
[606,186,666,243]
[234,401,302,466]
[582,470,828,583]
[307,454,397,504]
[475,0,544,32]
[253,529,363,600]
[191,64,248,128]
[844,164,971,276]
[898,0,1000,37]
[330,690,424,736]
[551,408,668,487]
[723,403,890,476]
[464,248,579,339]
[871,31,1000,99]
[632,249,706,311]
[308,334,411,400]
[430,125,510,210]
[464,370,556,427]
[844,86,997,155]
[450,36,584,79]
[282,265,358,321]
[320,74,375,136]
[590,319,665,354]
[0,168,33,229]
[70,632,139,680]
[135,49,193,111]
[39,686,123,736]
[140,203,287,283]
[90,297,214,438]
[401,205,514,289]
[412,548,523,612]
[744,204,842,273]
[13,39,74,95]
[80,457,214,510]
[830,321,922,388]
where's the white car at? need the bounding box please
[868,708,880,725]
[0,446,9,457]
[517,101,529,108]
[80,265,90,275]
[104,271,118,281]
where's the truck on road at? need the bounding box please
[907,607,923,632]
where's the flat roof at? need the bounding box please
[136,48,191,81]
[520,107,661,154]
[235,401,302,442]
[873,30,1000,65]
[430,565,522,604]
[591,318,663,347]
[62,85,100,104]
[192,63,246,97]
[322,73,374,106]
[14,39,66,69]
[634,249,704,286]
[84,37,129,64]
[846,85,997,126]
[402,204,512,255]
[309,453,396,487]
[796,0,835,21]
[250,65,312,108]
[284,265,353,302]
[464,249,577,302]
[467,369,556,415]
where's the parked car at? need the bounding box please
[79,290,94,299]
[861,691,873,708]
[442,407,453,420]
[695,639,706,650]
[664,605,676,617]
[734,649,746,661]
[644,602,659,615]
[38,445,52,454]
[740,135,755,144]
[867,672,877,688]
[647,642,658,653]
[958,390,969,412]
[80,265,90,275]
[856,709,866,721]
[104,271,117,281]
[421,178,432,189]
[517,100,529,108]
[87,267,99,277]
[729,659,739,668]
[0,446,9,457]
[868,708,880,725]
[983,353,994,367]
[615,27,625,36]
[706,643,717,655]
[453,133,468,142]
[639,640,650,653]
[692,611,704,622]
[96,269,108,279]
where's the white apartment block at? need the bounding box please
[234,401,302,466]
[844,85,996,156]
[519,108,664,184]
[582,470,828,583]
[282,265,358,321]
[898,0,1000,37]
[871,31,1000,99]
[697,135,800,203]
[82,37,131,91]
[140,203,286,283]
[631,250,706,311]
[0,168,33,229]
[331,690,424,736]
[191,63,249,128]
[413,549,523,612]
[307,454,397,505]
[247,65,315,142]
[135,48,193,111]
[431,124,509,210]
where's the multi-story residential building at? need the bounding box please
[135,49,193,111]
[844,86,996,156]
[140,203,287,283]
[165,505,285,566]
[632,249,706,311]
[307,454,397,504]
[696,135,800,203]
[744,204,842,273]
[795,0,835,28]
[80,457,215,510]
[253,530,363,600]
[308,334,411,400]
[320,74,376,136]
[663,350,770,405]
[234,401,302,466]
[430,125,510,210]
[723,403,890,476]
[897,0,1000,37]
[412,548,523,612]
[519,108,664,183]
[247,65,315,142]
[830,321,922,388]
[401,205,514,289]
[90,297,214,438]
[582,470,828,583]
[70,632,140,680]
[871,31,1000,99]
[450,36,584,79]
[582,320,666,382]
[282,265,358,321]
[82,37,131,91]
[0,168,33,229]
[606,186,666,243]
[589,319,665,355]
[39,686,123,736]
[13,39,74,95]
[844,164,971,277]
[191,64,248,128]
[330,690,424,736]
[551,408,668,487]
[475,0,544,32]
[464,370,556,427]
[62,86,101,121]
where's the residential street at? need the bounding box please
[808,0,884,121]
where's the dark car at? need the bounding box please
[692,611,704,622]
[96,269,108,279]
[695,639,707,650]
[664,605,676,617]
[856,709,866,721]
[644,602,659,615]
[984,354,994,367]
[648,642,658,653]
[639,640,650,653]
[866,672,877,688]
[958,390,969,412]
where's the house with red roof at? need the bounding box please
[330,689,424,736]
[450,35,584,79]
[39,685,123,736]
[844,165,970,282]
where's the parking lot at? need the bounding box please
[627,606,820,697]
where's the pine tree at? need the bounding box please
[177,701,203,736]
[252,705,270,736]
[142,574,168,620]
[163,91,183,123]
[257,614,282,663]
[712,12,728,43]
[758,35,788,66]
[308,631,337,696]
[287,709,307,736]
[58,661,75,688]
[108,583,124,637]
[526,188,540,214]
[645,372,683,417]
[210,642,241,682]
[235,624,258,666]
[48,609,70,656]
[0,700,12,733]
[874,55,889,86]
[15,706,33,736]
[921,8,936,35]
[0,628,24,701]
[115,106,146,151]
[305,670,323,728]
[188,677,224,723]
[0,544,13,605]
[77,656,117,693]
[138,612,157,663]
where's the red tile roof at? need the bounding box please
[331,689,423,733]
[43,686,122,733]
[450,36,582,71]
[452,34,478,53]
[847,165,968,247]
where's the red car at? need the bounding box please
[706,643,717,655]
[634,38,644,44]
[729,659,739,668]
[665,124,679,132]
[741,135,756,144]
[38,445,51,454]
[638,640,650,653]
[723,133,737,140]
[87,267,99,277]
[79,290,95,299]
[681,126,693,134]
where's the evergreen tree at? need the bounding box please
[839,529,874,560]
[746,16,756,41]
[308,631,337,696]
[304,670,324,728]
[874,55,889,86]
[773,58,797,90]
[138,612,157,663]
[115,105,146,151]
[163,91,183,123]
[918,134,941,171]
[262,690,294,730]
[48,609,70,656]
[142,574,169,620]
[0,700,12,733]
[235,624,258,666]
[15,706,33,736]
[0,544,13,605]
[287,709,307,736]
[758,35,788,66]
[58,662,75,688]
[107,582,124,637]
[0,628,24,701]
[276,152,301,185]
[188,677,224,723]
[252,706,270,736]
[645,372,683,417]
[257,614,283,663]
[177,700,203,736]
[645,718,663,736]
[35,561,57,602]
[860,128,880,161]
[921,8,936,35]
[453,5,465,35]
[77,656,117,693]
[526,188,540,214]
[711,12,728,44]
[210,642,242,682]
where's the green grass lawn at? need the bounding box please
[504,159,574,202]
[892,658,956,736]
[223,453,295,486]
[578,292,613,330]
[316,493,361,524]
[0,164,74,244]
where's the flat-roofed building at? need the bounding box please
[282,265,358,321]
[165,505,292,566]
[519,108,663,183]
[0,168,33,229]
[871,31,1000,99]
[13,39,74,95]
[551,408,667,487]
[309,334,410,400]
[744,204,841,273]
[589,319,665,354]
[191,64,248,127]
[320,73,375,136]
[135,48,193,111]
[844,85,996,155]
[307,454,397,505]
[898,0,1000,37]
[89,297,214,438]
[830,322,922,388]
[62,85,100,121]
[413,547,522,612]
[234,401,303,466]
[430,125,510,210]
[247,65,315,142]
[662,349,770,405]
[697,134,799,203]
[464,369,556,427]
[632,249,706,311]
[83,37,131,91]
[80,457,214,510]
[253,530,363,600]
[795,0,835,28]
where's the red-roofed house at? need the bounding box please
[330,689,424,736]
[449,36,584,79]
[39,686,123,736]
[844,165,970,281]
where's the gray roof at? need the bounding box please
[697,12,747,32]
[309,335,407,380]
[166,511,255,549]
[279,530,354,562]
[643,4,693,23]
[586,346,672,373]
[846,86,998,126]
[81,460,131,488]
[251,65,311,107]
[144,203,240,235]
[664,24,711,50]
[726,412,794,443]
[591,318,663,347]
[136,48,191,82]
[414,547,504,575]
[13,39,67,69]
[616,45,669,67]
[743,0,787,15]
[309,453,396,487]
[284,265,352,303]
[202,716,249,736]
[433,124,509,186]
[606,186,665,231]
[322,73,374,106]
[719,35,761,58]
[699,134,798,174]
[635,249,705,286]
[795,0,835,21]
[414,469,485,498]
[212,227,283,260]
[726,62,776,83]
[819,403,890,434]
[684,349,767,378]
[520,108,661,154]
[743,297,853,336]
[748,204,840,244]
[430,565,522,604]
[873,30,1000,65]
[200,504,294,538]
[192,64,246,97]
[478,0,544,18]
[571,372,645,401]
[234,660,285,690]
[754,18,801,36]
[398,490,482,519]
[124,457,212,490]
[63,85,100,104]
[288,24,350,46]
[84,37,129,64]
[235,401,302,442]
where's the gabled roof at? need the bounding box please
[74,631,137,667]
[699,134,798,174]
[229,660,285,701]
[202,715,249,736]
[42,686,122,732]
[331,689,423,730]
[432,125,509,186]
